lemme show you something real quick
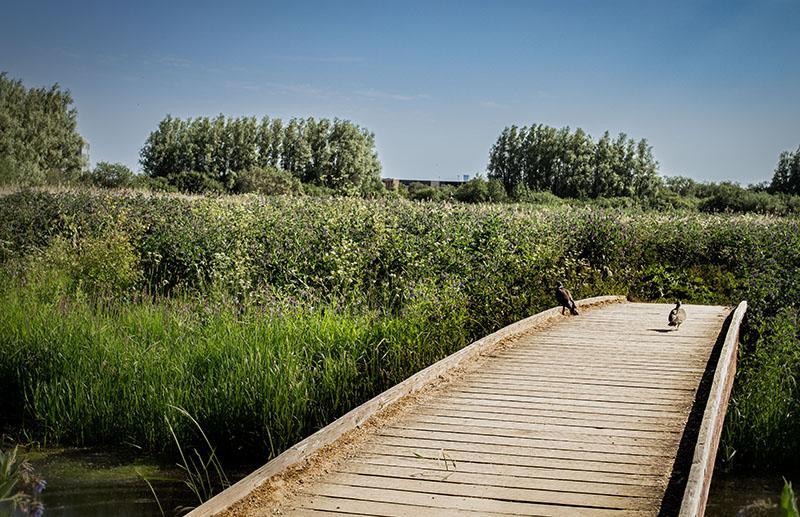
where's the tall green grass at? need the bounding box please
[0,272,468,460]
[0,189,798,470]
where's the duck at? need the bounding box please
[555,282,579,315]
[668,301,686,330]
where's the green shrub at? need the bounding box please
[166,171,225,194]
[510,184,564,205]
[29,231,143,297]
[131,175,177,192]
[407,182,440,201]
[486,178,507,202]
[455,177,489,203]
[232,166,303,195]
[84,162,134,189]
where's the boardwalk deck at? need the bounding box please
[193,299,743,516]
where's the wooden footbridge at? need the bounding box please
[192,296,747,517]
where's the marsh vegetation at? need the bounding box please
[0,189,797,475]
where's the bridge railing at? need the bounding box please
[679,300,747,517]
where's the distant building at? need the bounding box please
[382,175,470,190]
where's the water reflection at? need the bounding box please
[706,473,798,517]
[28,447,195,516]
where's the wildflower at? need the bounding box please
[34,478,47,494]
[29,501,45,517]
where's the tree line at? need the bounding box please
[2,71,799,207]
[139,115,383,195]
[487,124,661,199]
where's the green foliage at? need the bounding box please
[771,146,800,196]
[486,178,507,202]
[782,479,799,517]
[723,308,800,467]
[166,171,224,194]
[0,190,799,471]
[407,182,441,201]
[166,406,229,504]
[697,181,795,215]
[30,231,143,297]
[140,115,383,195]
[454,177,489,203]
[0,72,86,184]
[233,166,303,195]
[488,124,659,199]
[0,446,45,516]
[510,184,565,205]
[132,175,178,193]
[85,161,134,189]
[658,176,800,215]
[387,173,800,215]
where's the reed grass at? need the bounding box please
[0,277,468,461]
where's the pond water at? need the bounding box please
[18,448,799,516]
[706,472,797,517]
[25,447,200,516]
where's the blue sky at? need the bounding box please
[2,0,798,183]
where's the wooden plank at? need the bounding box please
[187,295,625,516]
[367,434,671,465]
[386,416,681,447]
[301,482,653,516]
[490,355,710,369]
[418,403,684,429]
[483,368,700,382]
[353,454,669,487]
[435,395,687,418]
[485,362,706,375]
[360,443,667,476]
[294,494,506,516]
[403,414,681,441]
[414,407,685,433]
[462,374,697,391]
[679,301,747,517]
[527,331,723,340]
[448,388,691,411]
[381,424,675,458]
[495,350,711,364]
[437,383,692,404]
[338,461,664,498]
[513,339,717,347]
[459,369,699,394]
[320,471,655,510]
[452,384,692,405]
[500,340,710,350]
[288,508,355,517]
[474,369,699,385]
[419,402,685,422]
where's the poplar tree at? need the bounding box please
[487,123,660,199]
[140,114,382,194]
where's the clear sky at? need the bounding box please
[2,0,798,183]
